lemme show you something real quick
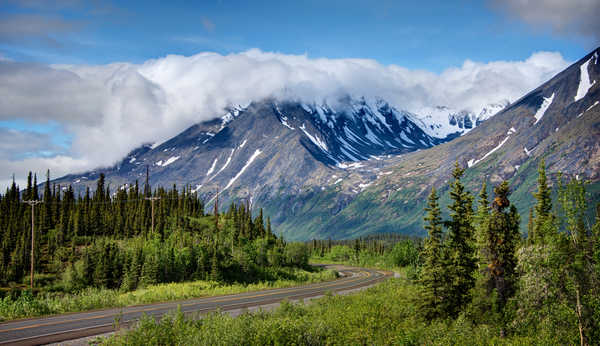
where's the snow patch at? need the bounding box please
[202,132,216,144]
[340,147,360,161]
[363,123,384,146]
[534,93,554,125]
[315,106,328,123]
[400,131,414,144]
[216,149,235,175]
[344,126,367,144]
[300,124,328,152]
[574,57,596,102]
[274,103,295,130]
[337,162,365,169]
[192,184,202,193]
[129,157,136,163]
[206,158,218,176]
[358,182,372,190]
[223,149,262,191]
[578,101,599,117]
[524,147,531,156]
[280,117,294,130]
[468,128,515,167]
[333,178,343,185]
[301,103,313,113]
[238,139,248,149]
[156,156,180,167]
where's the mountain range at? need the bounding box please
[53,47,600,240]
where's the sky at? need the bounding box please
[0,0,599,189]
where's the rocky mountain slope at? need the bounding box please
[53,48,600,240]
[265,47,600,240]
[54,96,496,201]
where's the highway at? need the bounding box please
[0,266,391,345]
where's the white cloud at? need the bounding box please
[0,49,570,188]
[0,156,91,191]
[491,0,600,43]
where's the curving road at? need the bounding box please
[0,266,391,345]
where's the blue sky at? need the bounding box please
[0,0,593,71]
[0,0,598,188]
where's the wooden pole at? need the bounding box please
[23,200,42,291]
[145,197,160,234]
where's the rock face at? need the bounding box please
[54,48,600,241]
[54,97,460,201]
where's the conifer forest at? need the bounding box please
[0,170,313,299]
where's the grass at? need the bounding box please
[100,277,543,346]
[0,267,337,322]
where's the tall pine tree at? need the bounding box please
[485,181,520,333]
[420,187,448,319]
[443,162,476,318]
[532,159,553,243]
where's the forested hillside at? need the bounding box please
[0,170,320,321]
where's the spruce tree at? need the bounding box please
[532,159,553,243]
[210,249,220,282]
[485,181,520,331]
[474,181,490,266]
[420,187,447,319]
[444,162,476,318]
[527,207,534,244]
[42,170,53,233]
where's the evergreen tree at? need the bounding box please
[266,217,273,241]
[532,159,553,243]
[555,177,596,346]
[254,208,265,238]
[485,181,520,332]
[527,207,534,244]
[210,248,220,282]
[474,181,490,266]
[419,187,447,319]
[140,253,158,287]
[444,162,476,317]
[42,170,53,233]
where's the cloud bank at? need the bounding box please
[0,49,569,188]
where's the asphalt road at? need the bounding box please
[0,266,391,345]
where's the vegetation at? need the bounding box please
[0,170,319,321]
[103,161,600,345]
[0,267,335,322]
[308,233,421,272]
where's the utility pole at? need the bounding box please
[145,196,160,234]
[22,200,42,291]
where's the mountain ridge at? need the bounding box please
[52,47,600,240]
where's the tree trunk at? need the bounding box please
[575,287,588,346]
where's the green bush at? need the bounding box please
[101,279,547,345]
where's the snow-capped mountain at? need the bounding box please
[413,100,508,138]
[54,94,507,202]
[54,96,457,197]
[52,47,600,240]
